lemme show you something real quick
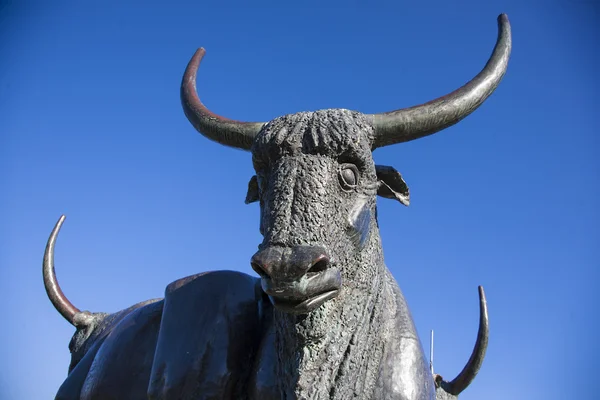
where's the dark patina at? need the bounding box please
[44,14,511,400]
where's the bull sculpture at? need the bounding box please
[43,14,510,400]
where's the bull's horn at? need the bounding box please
[444,285,489,395]
[370,14,511,149]
[43,215,81,326]
[181,48,265,151]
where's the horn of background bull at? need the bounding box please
[181,48,265,151]
[43,215,80,325]
[444,285,489,395]
[370,14,512,149]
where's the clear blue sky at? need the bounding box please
[0,1,597,399]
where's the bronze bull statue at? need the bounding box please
[44,14,510,400]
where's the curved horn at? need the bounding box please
[370,14,512,149]
[43,215,80,325]
[181,48,265,151]
[444,285,489,395]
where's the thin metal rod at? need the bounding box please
[430,329,434,374]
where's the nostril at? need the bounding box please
[308,255,329,274]
[251,261,270,279]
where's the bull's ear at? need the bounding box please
[245,175,259,204]
[376,165,410,206]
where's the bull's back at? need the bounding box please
[56,270,264,400]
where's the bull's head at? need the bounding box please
[245,109,411,314]
[181,14,510,313]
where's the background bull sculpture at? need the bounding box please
[43,14,511,400]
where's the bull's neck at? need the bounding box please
[272,231,388,399]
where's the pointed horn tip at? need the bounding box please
[53,215,67,233]
[496,14,511,40]
[194,47,206,57]
[478,285,488,306]
[50,214,67,236]
[498,14,511,35]
[186,48,207,72]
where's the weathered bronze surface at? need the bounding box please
[44,14,511,400]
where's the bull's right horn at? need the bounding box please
[181,48,266,151]
[43,215,81,326]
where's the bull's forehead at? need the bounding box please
[251,109,374,167]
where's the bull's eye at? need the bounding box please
[338,164,359,190]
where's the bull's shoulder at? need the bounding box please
[374,269,436,400]
[148,270,266,400]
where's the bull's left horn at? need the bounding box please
[370,14,511,149]
[181,48,265,151]
[43,215,81,325]
[441,285,489,395]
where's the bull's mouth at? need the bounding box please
[270,289,340,314]
[261,268,342,314]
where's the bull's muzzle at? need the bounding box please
[251,245,342,314]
